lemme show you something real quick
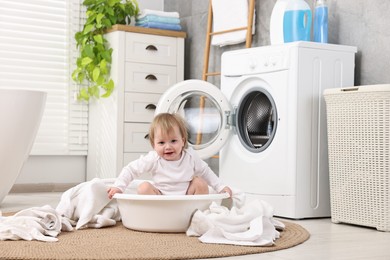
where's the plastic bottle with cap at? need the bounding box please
[270,0,312,44]
[314,0,328,43]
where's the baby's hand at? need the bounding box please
[107,187,122,199]
[220,186,233,197]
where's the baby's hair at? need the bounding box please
[149,113,189,148]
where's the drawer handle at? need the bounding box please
[145,104,156,110]
[145,45,158,51]
[341,87,359,92]
[145,74,157,80]
[144,134,149,139]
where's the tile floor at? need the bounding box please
[1,192,390,260]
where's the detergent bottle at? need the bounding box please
[270,0,312,44]
[313,0,328,43]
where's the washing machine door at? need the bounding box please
[155,80,231,159]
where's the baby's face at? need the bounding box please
[153,125,185,161]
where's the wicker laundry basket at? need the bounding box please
[324,84,390,231]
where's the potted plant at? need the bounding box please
[72,0,139,101]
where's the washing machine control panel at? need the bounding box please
[222,49,289,77]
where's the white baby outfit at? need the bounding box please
[113,147,225,195]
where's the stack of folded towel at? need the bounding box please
[136,9,182,31]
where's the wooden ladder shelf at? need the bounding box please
[202,0,256,81]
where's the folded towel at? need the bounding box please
[137,9,179,19]
[186,191,285,246]
[56,178,120,230]
[0,205,64,242]
[211,0,255,47]
[136,15,180,25]
[136,21,182,31]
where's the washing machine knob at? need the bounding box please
[249,59,257,69]
[269,56,279,66]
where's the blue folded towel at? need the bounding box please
[135,21,182,31]
[136,15,180,25]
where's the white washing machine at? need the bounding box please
[156,41,357,219]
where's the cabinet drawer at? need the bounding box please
[126,33,177,65]
[123,152,146,166]
[125,63,176,93]
[124,93,159,122]
[124,123,151,152]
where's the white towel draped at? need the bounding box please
[56,178,120,230]
[211,0,255,47]
[0,178,122,242]
[186,192,285,246]
[0,205,65,242]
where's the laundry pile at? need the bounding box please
[187,191,285,246]
[0,179,283,246]
[135,9,182,31]
[0,205,72,242]
[0,178,120,242]
[56,178,121,230]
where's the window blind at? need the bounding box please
[0,0,88,155]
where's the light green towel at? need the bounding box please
[136,15,180,25]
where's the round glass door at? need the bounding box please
[236,88,277,153]
[156,80,231,159]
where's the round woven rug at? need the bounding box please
[0,221,309,260]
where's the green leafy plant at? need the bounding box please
[72,0,139,101]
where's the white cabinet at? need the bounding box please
[87,25,186,180]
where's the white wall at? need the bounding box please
[138,0,164,11]
[16,156,86,184]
